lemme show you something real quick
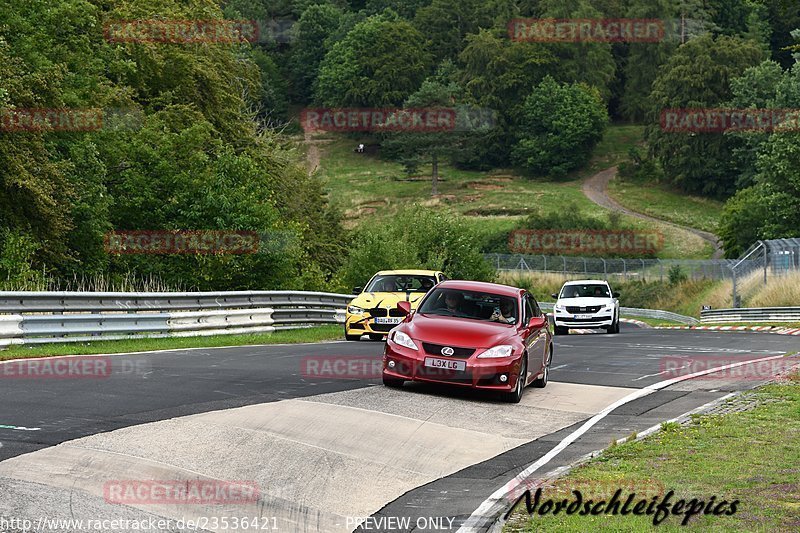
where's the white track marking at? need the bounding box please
[0,424,41,431]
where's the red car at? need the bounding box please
[382,280,553,403]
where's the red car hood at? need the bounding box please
[403,313,517,349]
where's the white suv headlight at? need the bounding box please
[554,304,565,311]
[392,331,418,350]
[348,305,365,314]
[477,345,513,359]
[603,303,615,309]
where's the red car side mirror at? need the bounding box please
[396,301,412,315]
[528,316,547,329]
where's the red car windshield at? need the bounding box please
[418,288,518,323]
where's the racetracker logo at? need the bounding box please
[660,108,800,133]
[300,108,457,133]
[508,18,664,42]
[301,356,383,379]
[103,480,259,505]
[509,230,663,256]
[104,19,295,44]
[0,357,112,379]
[659,356,798,381]
[0,108,143,133]
[104,231,260,255]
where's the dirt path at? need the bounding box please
[304,131,321,175]
[582,166,724,259]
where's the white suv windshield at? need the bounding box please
[560,284,610,298]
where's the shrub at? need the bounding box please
[334,207,496,290]
[668,265,688,285]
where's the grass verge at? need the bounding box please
[607,174,723,234]
[504,371,800,532]
[315,125,711,259]
[0,325,344,361]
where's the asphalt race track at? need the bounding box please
[1,324,798,532]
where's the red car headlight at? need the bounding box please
[391,331,418,350]
[477,345,513,359]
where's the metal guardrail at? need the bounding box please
[701,307,800,324]
[538,302,698,325]
[0,290,702,346]
[0,291,350,346]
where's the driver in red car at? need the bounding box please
[444,291,464,313]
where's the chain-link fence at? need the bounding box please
[485,253,740,282]
[485,238,800,308]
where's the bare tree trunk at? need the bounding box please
[431,153,439,196]
[681,13,686,45]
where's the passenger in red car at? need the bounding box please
[492,299,517,324]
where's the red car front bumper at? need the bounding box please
[383,341,522,391]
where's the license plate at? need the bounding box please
[574,314,593,320]
[424,357,466,371]
[374,317,403,325]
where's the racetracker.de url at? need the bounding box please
[0,516,280,531]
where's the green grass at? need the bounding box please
[608,175,723,234]
[584,125,646,175]
[315,125,712,259]
[0,325,344,361]
[504,372,800,532]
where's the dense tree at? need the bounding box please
[763,0,800,67]
[288,3,345,101]
[537,0,617,102]
[413,0,514,63]
[620,0,677,122]
[314,12,432,106]
[511,76,609,177]
[457,30,552,166]
[646,34,764,197]
[719,133,800,256]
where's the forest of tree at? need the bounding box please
[2,0,800,291]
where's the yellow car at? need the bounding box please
[344,269,447,341]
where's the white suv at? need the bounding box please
[551,280,620,335]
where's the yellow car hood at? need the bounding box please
[349,291,427,310]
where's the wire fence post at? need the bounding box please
[659,260,663,283]
[602,258,607,280]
